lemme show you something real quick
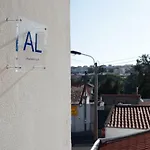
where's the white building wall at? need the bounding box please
[86,95,90,104]
[71,104,92,132]
[106,128,146,138]
[0,0,70,150]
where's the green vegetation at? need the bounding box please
[71,54,150,98]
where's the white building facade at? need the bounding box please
[105,127,146,138]
[71,104,92,132]
[0,0,70,150]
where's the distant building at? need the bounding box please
[101,94,141,111]
[71,83,94,104]
[71,66,88,74]
[98,96,104,110]
[71,84,94,132]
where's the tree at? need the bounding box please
[133,54,150,98]
[98,66,107,74]
[124,73,137,94]
[88,65,94,73]
[98,74,124,95]
[71,73,90,86]
[135,54,150,73]
[107,68,114,73]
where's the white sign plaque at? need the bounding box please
[16,17,47,70]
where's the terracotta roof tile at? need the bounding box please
[91,130,150,150]
[106,105,150,129]
[71,85,93,103]
[71,86,83,103]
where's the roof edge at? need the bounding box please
[105,126,148,130]
[99,129,150,148]
[101,94,141,97]
[104,105,115,127]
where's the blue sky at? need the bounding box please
[71,0,150,66]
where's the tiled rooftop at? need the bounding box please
[71,84,93,103]
[71,86,83,103]
[106,105,150,129]
[94,129,150,150]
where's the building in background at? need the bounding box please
[0,0,70,150]
[101,94,141,111]
[71,84,93,104]
[71,84,94,132]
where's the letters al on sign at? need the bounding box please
[16,17,47,69]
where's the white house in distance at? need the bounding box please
[71,83,94,104]
[105,105,150,138]
[0,0,70,150]
[71,84,94,132]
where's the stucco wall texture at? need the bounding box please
[0,0,71,150]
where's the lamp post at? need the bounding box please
[71,50,98,140]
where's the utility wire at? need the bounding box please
[71,54,139,64]
[72,58,137,66]
[100,57,138,64]
[110,60,136,65]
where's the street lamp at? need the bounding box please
[71,50,99,140]
[71,50,96,64]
